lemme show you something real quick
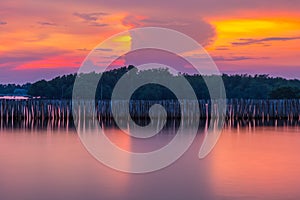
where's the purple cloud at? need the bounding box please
[68,0,300,16]
[37,21,57,26]
[215,47,230,51]
[232,36,300,46]
[0,66,78,84]
[0,21,7,25]
[73,12,108,22]
[88,22,108,27]
[95,48,113,52]
[0,56,42,65]
[122,15,215,46]
[213,56,269,61]
[77,48,91,52]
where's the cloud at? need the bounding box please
[37,21,57,26]
[95,48,113,52]
[213,56,269,61]
[89,22,108,27]
[0,21,7,25]
[77,48,91,52]
[122,15,143,27]
[73,12,108,22]
[232,36,300,46]
[0,65,78,84]
[122,15,215,46]
[68,0,300,17]
[0,56,41,65]
[73,12,109,28]
[0,48,69,67]
[25,33,49,42]
[215,47,230,51]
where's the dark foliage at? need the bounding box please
[1,66,299,99]
[269,87,300,99]
[0,83,30,96]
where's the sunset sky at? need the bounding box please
[1,0,300,83]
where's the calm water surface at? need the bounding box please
[0,120,300,200]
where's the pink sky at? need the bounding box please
[0,0,300,83]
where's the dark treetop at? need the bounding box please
[1,66,299,100]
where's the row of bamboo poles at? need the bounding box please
[0,99,300,120]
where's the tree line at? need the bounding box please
[1,66,299,100]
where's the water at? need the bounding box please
[0,119,300,200]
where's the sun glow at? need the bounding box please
[211,18,300,46]
[208,16,300,48]
[204,15,300,70]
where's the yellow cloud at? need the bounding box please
[208,17,300,47]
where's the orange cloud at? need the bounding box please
[208,15,300,48]
[206,13,300,71]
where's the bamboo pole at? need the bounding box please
[0,99,300,120]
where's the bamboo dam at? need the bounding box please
[0,99,300,121]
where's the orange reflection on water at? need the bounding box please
[0,129,131,200]
[211,126,300,198]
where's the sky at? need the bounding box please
[0,0,300,83]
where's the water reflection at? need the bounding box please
[0,119,215,200]
[0,116,299,132]
[1,116,300,199]
[211,126,300,199]
[226,118,300,129]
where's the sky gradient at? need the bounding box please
[1,0,300,83]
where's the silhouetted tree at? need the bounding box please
[3,66,297,100]
[269,87,299,99]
